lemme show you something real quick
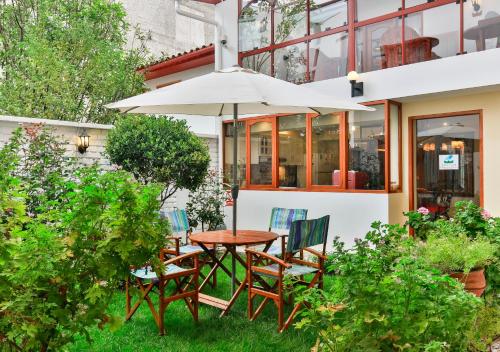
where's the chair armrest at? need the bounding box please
[246,249,292,268]
[165,235,181,254]
[163,251,199,266]
[303,247,327,260]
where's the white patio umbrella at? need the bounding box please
[106,65,372,292]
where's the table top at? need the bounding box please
[464,16,500,40]
[190,230,278,245]
[382,36,439,48]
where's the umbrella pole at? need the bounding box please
[231,103,239,294]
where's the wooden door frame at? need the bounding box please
[408,109,484,211]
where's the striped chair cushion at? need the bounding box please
[131,264,187,279]
[257,263,318,277]
[286,216,330,253]
[269,208,308,233]
[162,209,190,234]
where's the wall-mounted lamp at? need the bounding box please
[472,0,481,12]
[77,130,90,154]
[347,71,364,97]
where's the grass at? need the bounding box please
[69,258,323,352]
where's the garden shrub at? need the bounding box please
[106,116,211,207]
[0,128,168,351]
[295,222,482,352]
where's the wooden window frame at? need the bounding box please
[408,109,484,211]
[222,100,402,194]
[238,0,467,78]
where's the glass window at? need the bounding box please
[278,115,306,188]
[405,0,427,8]
[312,114,341,186]
[356,0,400,22]
[348,105,386,190]
[464,0,500,53]
[242,52,272,75]
[250,121,273,185]
[239,0,271,52]
[389,103,400,191]
[309,32,348,81]
[356,18,402,72]
[224,122,247,187]
[405,4,460,63]
[310,0,348,34]
[414,114,481,217]
[274,42,308,83]
[273,0,307,44]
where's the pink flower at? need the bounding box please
[481,209,492,220]
[417,207,430,216]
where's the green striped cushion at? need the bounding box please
[286,216,330,253]
[269,207,308,233]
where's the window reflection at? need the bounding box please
[279,115,306,188]
[309,32,348,81]
[274,42,308,83]
[312,114,341,186]
[389,103,400,191]
[310,0,347,34]
[239,0,271,51]
[242,52,272,75]
[348,105,386,190]
[464,0,500,53]
[274,0,307,44]
[250,121,273,185]
[224,122,247,187]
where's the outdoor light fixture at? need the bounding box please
[472,0,481,12]
[77,130,90,154]
[347,71,364,97]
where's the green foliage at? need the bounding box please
[0,129,168,351]
[295,222,482,352]
[186,169,228,231]
[420,229,497,273]
[106,116,211,207]
[0,0,149,123]
[466,300,500,352]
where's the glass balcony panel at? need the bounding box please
[242,52,272,75]
[309,31,348,81]
[356,18,402,73]
[310,0,348,34]
[274,42,308,83]
[356,0,400,22]
[405,0,427,8]
[464,0,500,53]
[278,115,307,188]
[312,114,341,186]
[239,0,272,52]
[405,3,460,64]
[273,0,307,44]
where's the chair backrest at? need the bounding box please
[286,215,330,254]
[162,209,190,235]
[269,207,308,235]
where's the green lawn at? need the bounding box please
[70,259,322,352]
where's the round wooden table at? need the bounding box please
[464,16,500,51]
[190,230,278,317]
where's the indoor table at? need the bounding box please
[190,229,278,317]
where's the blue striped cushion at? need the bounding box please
[131,264,187,279]
[269,208,308,233]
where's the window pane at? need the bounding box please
[242,52,272,75]
[464,0,500,53]
[312,114,341,186]
[405,4,460,63]
[356,0,400,22]
[239,0,271,52]
[390,103,400,191]
[348,105,385,190]
[274,42,307,83]
[310,0,348,34]
[274,0,307,44]
[278,115,306,188]
[356,18,402,72]
[405,0,427,8]
[415,115,480,217]
[224,122,247,187]
[250,121,273,185]
[309,32,348,81]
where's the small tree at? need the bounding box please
[186,169,228,231]
[106,116,211,207]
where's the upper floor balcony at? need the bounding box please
[238,0,500,84]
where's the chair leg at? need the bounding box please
[278,277,284,332]
[125,276,131,317]
[159,279,166,336]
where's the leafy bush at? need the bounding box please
[186,169,229,231]
[295,222,481,352]
[0,128,168,351]
[106,116,211,207]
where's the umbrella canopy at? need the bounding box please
[106,66,372,115]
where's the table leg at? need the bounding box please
[231,245,236,295]
[199,249,229,291]
[197,242,240,286]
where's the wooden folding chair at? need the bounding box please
[246,215,330,332]
[125,249,199,335]
[162,209,217,287]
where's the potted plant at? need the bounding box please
[420,221,497,296]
